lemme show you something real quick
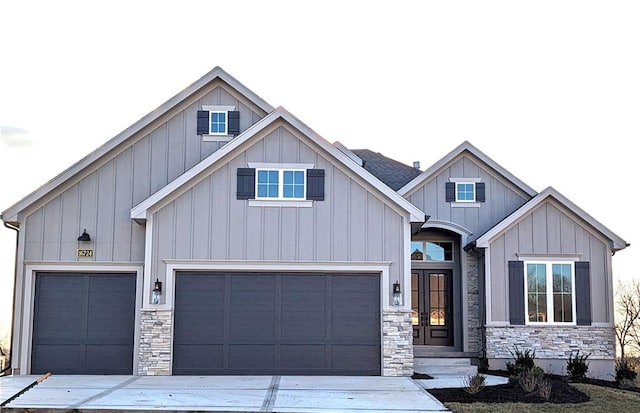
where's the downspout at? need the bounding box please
[2,221,19,376]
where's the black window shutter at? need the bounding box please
[306,169,325,201]
[197,110,210,135]
[575,261,592,326]
[228,111,240,136]
[237,168,255,200]
[445,182,455,202]
[508,260,525,325]
[476,182,486,202]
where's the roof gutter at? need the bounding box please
[2,221,19,376]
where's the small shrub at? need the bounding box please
[615,358,638,383]
[566,350,590,380]
[519,367,543,393]
[462,373,486,395]
[538,379,552,400]
[507,346,536,377]
[619,378,637,389]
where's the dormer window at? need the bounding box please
[197,105,240,141]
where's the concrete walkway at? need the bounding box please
[0,375,449,412]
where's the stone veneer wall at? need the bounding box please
[138,309,173,375]
[382,309,414,376]
[466,253,482,354]
[485,326,616,360]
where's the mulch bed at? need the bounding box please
[428,373,590,404]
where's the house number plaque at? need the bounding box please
[77,249,94,257]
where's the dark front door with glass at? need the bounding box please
[412,269,453,346]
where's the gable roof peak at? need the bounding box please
[398,141,538,198]
[475,185,628,252]
[1,66,275,224]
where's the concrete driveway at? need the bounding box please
[0,375,448,412]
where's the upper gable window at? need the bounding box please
[237,164,325,206]
[445,179,485,206]
[209,111,227,135]
[456,182,475,202]
[256,169,306,200]
[197,105,240,142]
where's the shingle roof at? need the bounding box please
[351,149,422,191]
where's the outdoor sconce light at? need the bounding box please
[77,229,91,242]
[393,281,402,306]
[152,278,162,304]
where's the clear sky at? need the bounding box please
[1,1,639,343]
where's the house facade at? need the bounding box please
[1,67,627,379]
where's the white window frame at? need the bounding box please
[208,110,227,135]
[201,105,235,142]
[255,168,307,201]
[455,182,476,203]
[524,260,577,325]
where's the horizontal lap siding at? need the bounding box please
[489,201,612,323]
[151,125,406,299]
[22,83,265,263]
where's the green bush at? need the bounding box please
[566,350,590,380]
[615,358,638,383]
[506,346,536,377]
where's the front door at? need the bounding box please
[412,269,453,346]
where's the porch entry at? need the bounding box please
[411,269,453,346]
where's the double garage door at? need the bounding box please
[31,271,380,375]
[173,272,381,375]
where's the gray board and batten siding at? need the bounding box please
[22,81,266,263]
[405,154,531,241]
[488,199,613,324]
[151,123,406,299]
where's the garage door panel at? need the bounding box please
[32,344,84,373]
[332,345,380,373]
[174,313,224,344]
[173,344,223,374]
[283,291,325,312]
[86,345,133,373]
[281,312,325,339]
[173,272,380,375]
[229,345,274,369]
[281,345,325,369]
[333,314,380,339]
[32,272,136,375]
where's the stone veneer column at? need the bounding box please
[382,309,414,376]
[138,309,173,375]
[465,253,482,354]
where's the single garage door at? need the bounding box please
[31,272,136,374]
[173,272,380,375]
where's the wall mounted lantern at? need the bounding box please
[77,229,91,242]
[393,281,402,306]
[152,278,162,304]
